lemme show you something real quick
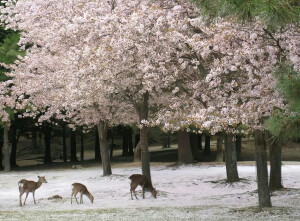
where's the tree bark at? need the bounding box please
[198,134,202,150]
[190,133,202,161]
[43,125,52,164]
[62,125,67,162]
[133,141,141,162]
[9,119,18,168]
[137,92,151,182]
[70,130,77,162]
[95,127,101,161]
[135,132,140,148]
[80,132,84,161]
[122,126,129,156]
[224,133,239,182]
[4,124,10,172]
[31,128,39,153]
[128,127,134,156]
[204,134,211,155]
[254,129,272,208]
[110,131,114,160]
[178,130,194,164]
[38,132,43,152]
[97,121,112,176]
[215,134,224,162]
[269,137,283,191]
[236,135,242,161]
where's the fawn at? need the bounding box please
[129,174,157,200]
[18,176,48,206]
[71,183,94,204]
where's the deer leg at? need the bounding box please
[74,192,79,204]
[19,190,24,206]
[130,189,133,200]
[142,185,145,199]
[80,193,83,204]
[130,183,139,200]
[33,191,36,204]
[24,192,29,205]
[71,192,74,204]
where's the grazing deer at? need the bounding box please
[18,176,48,206]
[129,174,157,200]
[71,183,94,204]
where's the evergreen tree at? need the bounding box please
[192,0,300,28]
[0,27,25,171]
[0,30,24,81]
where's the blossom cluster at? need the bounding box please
[0,0,299,134]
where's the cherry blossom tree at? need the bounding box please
[0,0,199,179]
[156,18,299,207]
[0,0,137,176]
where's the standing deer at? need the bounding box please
[18,176,48,206]
[129,174,157,200]
[71,183,94,204]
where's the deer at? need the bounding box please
[129,174,157,200]
[71,183,94,204]
[18,175,48,206]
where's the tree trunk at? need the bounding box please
[9,119,18,168]
[31,128,39,153]
[224,133,239,182]
[140,125,151,181]
[38,132,43,152]
[128,127,134,156]
[70,130,77,162]
[62,125,67,162]
[95,127,101,161]
[110,131,114,160]
[137,92,151,182]
[198,134,202,150]
[215,134,224,162]
[4,124,10,172]
[122,126,129,156]
[43,125,52,164]
[178,130,194,164]
[204,134,211,155]
[190,133,202,161]
[254,129,272,208]
[133,141,141,162]
[236,135,242,161]
[80,132,84,161]
[135,132,140,148]
[97,121,112,176]
[269,137,283,191]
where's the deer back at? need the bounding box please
[19,176,47,192]
[129,174,153,188]
[72,183,88,193]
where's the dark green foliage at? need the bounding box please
[0,29,24,81]
[191,0,300,28]
[265,66,300,140]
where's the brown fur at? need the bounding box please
[71,183,94,204]
[18,176,47,206]
[129,174,157,199]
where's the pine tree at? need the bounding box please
[0,28,25,171]
[0,29,24,81]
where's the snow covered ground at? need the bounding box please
[0,162,299,221]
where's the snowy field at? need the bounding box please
[0,163,299,221]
